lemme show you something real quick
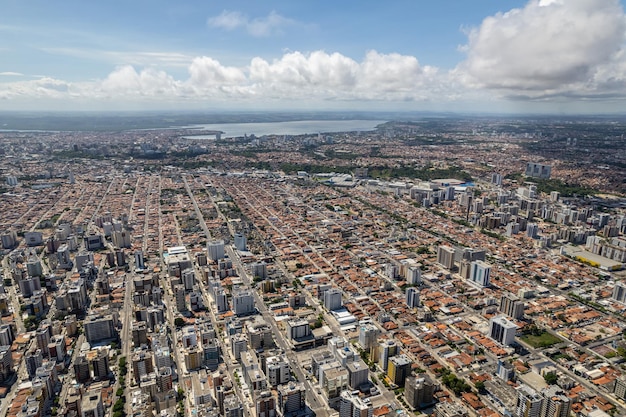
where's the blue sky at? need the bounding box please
[1,0,625,113]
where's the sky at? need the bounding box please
[1,0,626,114]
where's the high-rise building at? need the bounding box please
[387,354,412,386]
[252,262,267,279]
[613,283,626,304]
[233,288,255,316]
[81,390,105,417]
[339,390,373,417]
[405,374,437,410]
[378,339,397,372]
[134,250,145,270]
[500,293,525,320]
[182,268,195,291]
[437,245,456,270]
[489,315,517,346]
[286,319,310,340]
[207,240,225,261]
[497,360,515,382]
[346,360,369,390]
[358,323,380,354]
[541,386,571,417]
[406,287,420,308]
[525,162,552,179]
[405,266,421,285]
[234,233,247,251]
[90,348,110,380]
[131,350,155,383]
[174,285,186,312]
[266,356,290,387]
[614,377,626,400]
[255,391,276,417]
[469,260,491,287]
[323,288,343,311]
[277,382,306,415]
[515,385,543,417]
[84,314,117,344]
[0,346,12,384]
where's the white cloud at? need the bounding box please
[207,10,247,31]
[459,0,626,98]
[99,65,181,97]
[188,56,246,87]
[0,72,23,76]
[0,50,459,106]
[207,10,297,37]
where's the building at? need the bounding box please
[437,245,456,270]
[435,402,468,417]
[132,350,155,383]
[614,377,626,400]
[286,318,311,340]
[224,395,244,417]
[378,339,397,372]
[613,283,626,304]
[500,293,525,320]
[515,384,543,417]
[387,354,412,386]
[497,360,515,381]
[489,315,517,346]
[277,382,306,415]
[541,386,571,417]
[255,391,276,417]
[406,287,420,308]
[405,374,437,410]
[207,240,225,261]
[358,323,379,354]
[231,333,248,361]
[339,390,373,417]
[90,348,110,380]
[135,250,145,270]
[346,360,369,390]
[0,345,13,384]
[232,288,255,316]
[323,288,343,311]
[252,262,267,280]
[234,233,247,251]
[81,390,105,417]
[525,162,552,179]
[266,356,290,387]
[84,314,117,344]
[469,260,491,287]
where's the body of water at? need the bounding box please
[182,119,385,139]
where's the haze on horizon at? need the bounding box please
[2,0,626,114]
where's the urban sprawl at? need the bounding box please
[0,118,626,417]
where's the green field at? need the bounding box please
[520,331,562,348]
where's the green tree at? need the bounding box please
[544,373,558,385]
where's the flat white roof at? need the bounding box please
[168,246,188,255]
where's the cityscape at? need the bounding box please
[0,114,624,417]
[3,1,626,417]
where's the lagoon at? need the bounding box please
[182,119,385,139]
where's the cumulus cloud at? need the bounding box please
[0,50,459,106]
[0,76,75,100]
[207,10,297,37]
[459,0,626,98]
[100,65,181,97]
